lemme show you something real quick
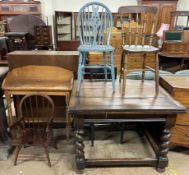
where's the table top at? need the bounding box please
[160,76,189,91]
[8,50,79,56]
[69,80,186,115]
[2,65,73,92]
[7,51,79,78]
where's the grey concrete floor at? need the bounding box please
[0,129,188,175]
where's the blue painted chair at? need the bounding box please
[77,2,115,93]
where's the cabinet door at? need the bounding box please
[55,11,73,42]
[140,1,178,31]
[158,2,177,29]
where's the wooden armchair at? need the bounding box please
[8,94,55,166]
[118,6,159,95]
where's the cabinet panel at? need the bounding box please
[57,40,79,51]
[0,1,41,21]
[140,0,178,30]
[55,11,73,42]
[55,11,78,51]
[171,125,189,148]
[160,76,189,148]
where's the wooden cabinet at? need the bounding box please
[139,0,178,30]
[0,1,41,22]
[54,12,121,51]
[160,76,189,148]
[34,25,52,49]
[54,11,79,51]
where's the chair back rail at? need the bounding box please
[118,6,158,46]
[19,94,54,134]
[77,2,113,46]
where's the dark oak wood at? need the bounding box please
[57,40,80,51]
[69,80,186,172]
[8,14,44,36]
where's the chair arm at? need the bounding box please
[7,117,24,132]
[144,34,158,39]
[46,117,54,132]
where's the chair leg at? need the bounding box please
[110,51,115,92]
[52,139,58,149]
[142,53,147,83]
[120,123,125,144]
[103,52,108,80]
[155,52,159,95]
[122,52,127,94]
[90,123,95,147]
[119,51,124,83]
[14,146,22,166]
[66,113,72,140]
[44,146,51,167]
[77,53,83,94]
[82,52,87,80]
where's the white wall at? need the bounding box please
[53,0,137,12]
[177,0,189,11]
[40,0,138,45]
[40,0,188,27]
[39,0,187,45]
[176,0,189,26]
[40,0,138,24]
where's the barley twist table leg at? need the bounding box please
[156,115,175,172]
[75,117,85,171]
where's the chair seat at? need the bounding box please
[123,45,159,52]
[12,128,53,146]
[78,44,114,52]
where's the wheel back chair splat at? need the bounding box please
[118,6,159,95]
[77,2,115,94]
[8,94,55,167]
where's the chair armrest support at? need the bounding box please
[7,117,24,132]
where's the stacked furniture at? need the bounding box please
[2,65,74,139]
[159,11,189,70]
[160,76,189,148]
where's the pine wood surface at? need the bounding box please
[2,65,74,129]
[160,76,189,147]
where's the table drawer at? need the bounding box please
[176,112,189,126]
[171,125,189,148]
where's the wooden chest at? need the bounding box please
[5,32,34,51]
[160,76,189,148]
